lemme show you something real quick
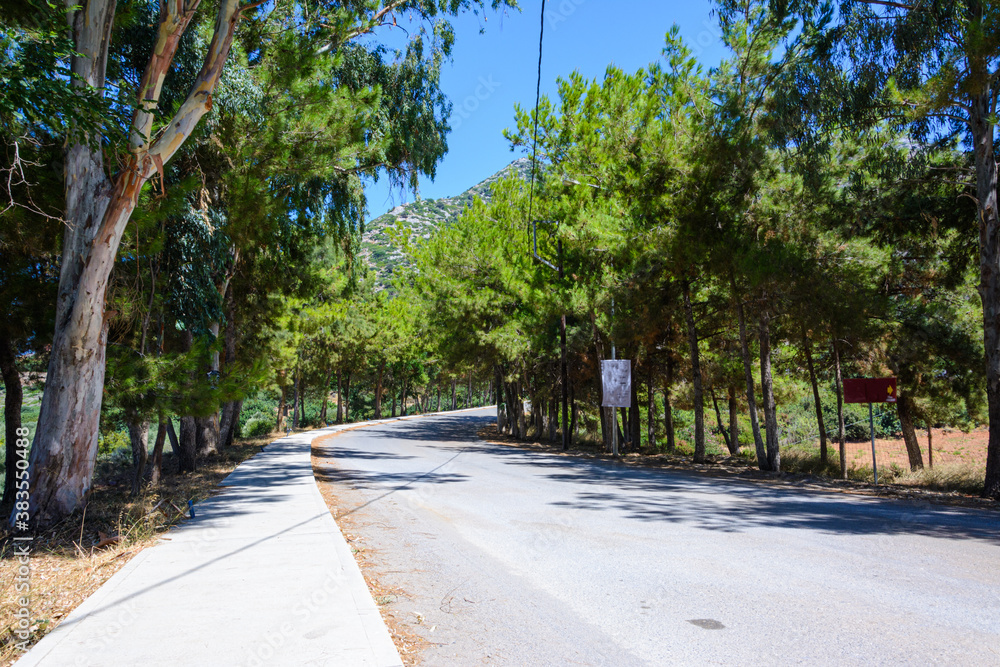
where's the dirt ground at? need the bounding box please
[837,427,989,469]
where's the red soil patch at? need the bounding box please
[835,428,988,470]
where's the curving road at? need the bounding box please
[315,408,1000,666]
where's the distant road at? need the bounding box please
[316,408,1000,666]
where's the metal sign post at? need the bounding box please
[843,378,898,485]
[602,359,631,458]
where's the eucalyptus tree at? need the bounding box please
[22,0,519,526]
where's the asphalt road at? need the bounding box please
[315,408,1000,666]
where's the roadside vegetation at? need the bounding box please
[1,0,998,611]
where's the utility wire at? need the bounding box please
[527,0,546,228]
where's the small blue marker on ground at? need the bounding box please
[188,500,195,519]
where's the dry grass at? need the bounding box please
[0,436,272,666]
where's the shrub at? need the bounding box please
[243,416,272,438]
[99,430,130,456]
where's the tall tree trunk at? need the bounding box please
[291,369,300,430]
[374,361,384,419]
[548,397,557,441]
[664,356,676,452]
[516,380,527,440]
[276,385,286,432]
[647,365,655,451]
[126,418,149,496]
[803,329,828,464]
[165,419,180,457]
[217,294,238,448]
[896,391,925,471]
[629,360,641,450]
[732,276,765,464]
[299,380,307,426]
[320,367,331,424]
[178,417,197,473]
[711,387,737,456]
[218,400,242,448]
[436,384,442,413]
[336,369,344,424]
[728,385,739,455]
[758,311,780,472]
[150,421,167,487]
[451,380,457,411]
[0,333,23,509]
[570,383,578,446]
[343,372,352,423]
[971,95,1000,498]
[195,415,218,457]
[683,281,706,463]
[22,0,242,528]
[205,320,221,450]
[400,378,408,416]
[927,423,933,468]
[832,339,847,480]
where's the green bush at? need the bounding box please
[243,416,272,438]
[99,430,130,456]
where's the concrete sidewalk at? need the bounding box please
[17,420,407,667]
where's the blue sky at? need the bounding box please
[364,1,728,217]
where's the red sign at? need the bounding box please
[843,377,897,404]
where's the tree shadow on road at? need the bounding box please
[488,445,1000,544]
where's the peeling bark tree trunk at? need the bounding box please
[22,0,243,528]
[802,330,828,464]
[683,281,706,463]
[758,311,780,472]
[896,392,925,471]
[832,339,847,480]
[1,334,23,508]
[126,419,149,496]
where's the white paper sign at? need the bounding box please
[601,360,632,408]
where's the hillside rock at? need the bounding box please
[360,157,531,285]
